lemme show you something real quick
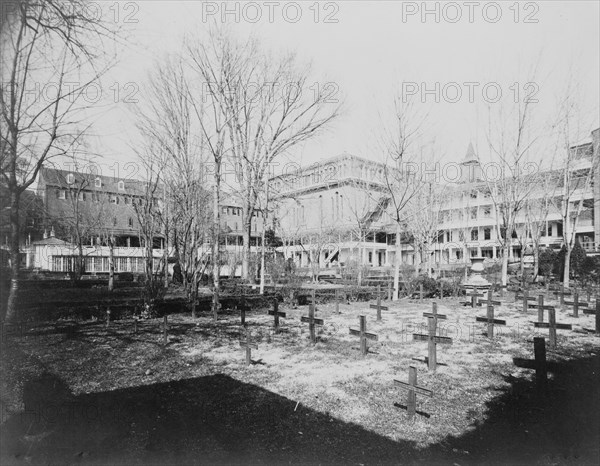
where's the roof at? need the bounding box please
[39,166,154,196]
[462,142,478,165]
[32,236,71,246]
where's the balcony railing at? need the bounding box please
[581,242,598,252]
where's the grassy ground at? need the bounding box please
[1,292,599,465]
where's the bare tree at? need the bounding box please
[553,92,597,288]
[1,1,116,321]
[478,80,540,287]
[195,30,341,282]
[380,95,428,300]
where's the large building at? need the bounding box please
[270,128,599,271]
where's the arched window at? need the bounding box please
[67,173,74,184]
[118,180,125,191]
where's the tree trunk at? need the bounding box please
[241,212,251,281]
[393,224,402,301]
[5,190,21,322]
[212,178,221,319]
[108,238,114,292]
[501,243,509,287]
[563,247,571,289]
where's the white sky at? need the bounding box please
[82,0,600,177]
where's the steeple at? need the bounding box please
[462,142,478,164]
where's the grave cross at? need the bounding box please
[475,304,506,338]
[464,289,484,307]
[239,329,258,366]
[534,337,548,397]
[394,366,433,418]
[349,315,378,356]
[563,291,588,318]
[476,289,502,308]
[516,289,536,313]
[268,299,286,332]
[423,302,447,324]
[162,314,168,345]
[370,285,388,321]
[533,307,572,348]
[582,298,600,333]
[301,302,324,344]
[413,307,452,370]
[527,295,554,322]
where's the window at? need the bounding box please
[110,195,117,204]
[557,222,563,237]
[118,180,125,191]
[78,191,85,201]
[95,177,101,188]
[128,218,133,228]
[124,196,129,204]
[484,228,491,240]
[222,207,227,214]
[67,173,74,184]
[470,190,477,199]
[470,207,478,220]
[484,207,491,218]
[58,190,66,200]
[471,229,479,241]
[113,217,117,226]
[547,224,553,236]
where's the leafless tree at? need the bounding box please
[193,30,341,282]
[1,1,116,321]
[380,95,428,299]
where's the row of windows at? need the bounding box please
[221,206,266,218]
[51,256,159,273]
[54,189,157,206]
[65,173,126,191]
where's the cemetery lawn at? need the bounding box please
[1,296,599,464]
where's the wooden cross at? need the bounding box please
[133,315,138,334]
[163,314,168,345]
[268,299,286,332]
[349,315,378,356]
[516,289,536,313]
[476,289,502,308]
[464,289,483,307]
[370,285,388,321]
[301,302,324,344]
[533,307,572,348]
[476,304,506,338]
[563,291,588,318]
[582,298,600,333]
[552,285,571,305]
[534,337,548,397]
[239,328,258,366]
[387,281,392,301]
[423,302,447,324]
[527,295,554,322]
[413,307,452,370]
[394,366,432,418]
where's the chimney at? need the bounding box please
[43,229,48,239]
[50,226,55,238]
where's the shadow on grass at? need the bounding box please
[1,354,599,465]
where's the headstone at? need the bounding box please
[533,307,572,348]
[394,365,432,418]
[349,315,378,356]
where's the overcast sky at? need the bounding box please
[85,1,599,176]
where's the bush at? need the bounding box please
[538,248,557,277]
